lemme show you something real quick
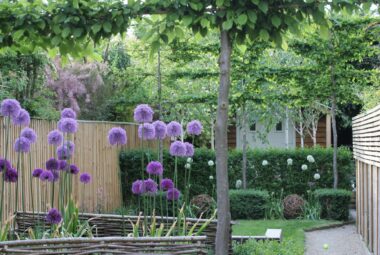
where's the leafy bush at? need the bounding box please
[229,189,268,219]
[233,239,303,255]
[119,147,354,204]
[265,191,284,220]
[314,188,352,221]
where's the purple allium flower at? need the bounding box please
[138,123,155,140]
[167,188,180,201]
[47,130,63,146]
[58,118,78,133]
[169,141,186,157]
[69,164,79,175]
[58,160,67,170]
[144,178,158,194]
[134,104,154,123]
[108,127,127,146]
[184,142,194,157]
[20,127,37,143]
[32,168,43,178]
[61,108,77,119]
[160,178,174,191]
[46,208,62,224]
[187,120,203,136]
[14,137,31,153]
[152,120,167,140]
[51,170,60,182]
[56,145,72,160]
[40,170,54,182]
[0,158,11,172]
[167,121,182,137]
[46,158,59,171]
[12,109,30,126]
[63,141,75,154]
[80,172,91,184]
[4,168,18,183]
[0,99,21,118]
[132,180,145,195]
[146,161,163,175]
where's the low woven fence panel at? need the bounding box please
[0,236,208,254]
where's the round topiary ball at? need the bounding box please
[283,194,304,219]
[190,194,215,218]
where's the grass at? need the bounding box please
[232,219,341,252]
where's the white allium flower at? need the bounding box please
[209,175,214,180]
[307,155,315,163]
[352,183,355,189]
[208,160,214,166]
[301,164,308,171]
[185,163,191,169]
[313,173,320,180]
[262,160,268,166]
[187,157,193,163]
[287,158,293,165]
[235,179,242,189]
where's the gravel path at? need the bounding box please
[305,224,369,255]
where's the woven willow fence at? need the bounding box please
[353,104,380,255]
[0,236,208,254]
[0,117,165,221]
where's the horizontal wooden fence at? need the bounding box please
[353,104,380,254]
[0,117,163,221]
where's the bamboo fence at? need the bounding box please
[0,117,165,221]
[353,104,380,254]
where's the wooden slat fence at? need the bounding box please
[353,104,380,254]
[0,117,164,221]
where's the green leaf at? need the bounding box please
[182,16,193,26]
[200,18,209,28]
[247,10,257,23]
[271,15,281,28]
[216,0,224,7]
[258,2,268,13]
[52,25,61,34]
[222,19,233,30]
[73,28,83,38]
[61,27,70,38]
[259,29,269,41]
[251,0,259,5]
[91,24,102,34]
[103,21,112,33]
[13,30,25,40]
[320,25,329,39]
[73,0,79,8]
[236,14,248,26]
[52,36,61,46]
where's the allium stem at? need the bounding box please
[51,177,55,208]
[21,153,25,212]
[0,117,10,225]
[15,151,21,214]
[29,153,34,215]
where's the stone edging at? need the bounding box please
[304,220,355,232]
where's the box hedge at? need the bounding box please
[229,189,268,219]
[119,147,354,204]
[314,188,352,221]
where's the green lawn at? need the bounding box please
[232,219,341,252]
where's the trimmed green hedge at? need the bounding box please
[314,188,352,221]
[119,147,354,204]
[229,189,268,220]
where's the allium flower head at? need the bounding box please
[58,160,67,170]
[301,164,308,171]
[108,127,127,146]
[185,163,191,169]
[0,158,11,172]
[152,120,167,140]
[208,160,214,167]
[61,108,77,119]
[63,141,75,153]
[166,121,182,137]
[187,120,203,136]
[58,118,78,133]
[32,168,43,178]
[134,104,154,123]
[48,130,63,146]
[138,123,155,140]
[314,173,321,180]
[46,208,62,224]
[14,137,31,153]
[40,170,54,182]
[46,158,59,171]
[69,164,79,175]
[80,172,92,184]
[51,170,60,182]
[4,168,18,182]
[12,109,30,126]
[187,158,193,163]
[307,155,315,163]
[184,142,194,157]
[0,99,21,118]
[287,158,293,166]
[236,179,242,189]
[146,161,163,175]
[169,141,186,157]
[132,180,145,195]
[144,178,158,194]
[167,188,180,201]
[161,178,174,191]
[209,175,214,180]
[20,128,37,143]
[262,160,268,166]
[56,145,72,160]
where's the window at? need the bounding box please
[275,121,283,131]
[249,122,256,131]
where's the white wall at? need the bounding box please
[236,118,296,149]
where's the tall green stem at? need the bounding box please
[21,153,25,212]
[29,153,34,215]
[0,117,10,224]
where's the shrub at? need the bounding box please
[233,239,303,255]
[190,194,215,218]
[229,189,268,219]
[283,194,305,219]
[314,188,352,221]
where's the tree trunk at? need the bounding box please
[211,120,215,150]
[215,30,232,255]
[242,105,247,190]
[331,91,338,189]
[157,47,163,163]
